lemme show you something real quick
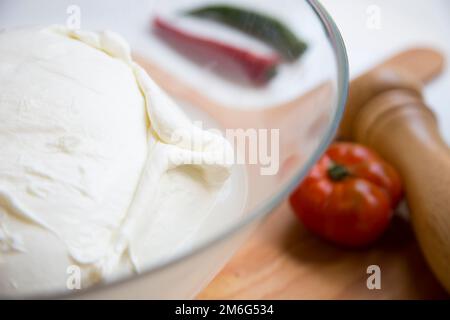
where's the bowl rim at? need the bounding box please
[23,0,349,299]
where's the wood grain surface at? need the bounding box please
[196,49,448,300]
[198,201,448,299]
[136,48,448,300]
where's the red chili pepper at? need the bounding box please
[153,17,280,86]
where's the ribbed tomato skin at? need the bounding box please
[289,143,403,247]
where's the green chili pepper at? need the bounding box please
[187,4,308,61]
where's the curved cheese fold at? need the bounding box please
[0,26,232,296]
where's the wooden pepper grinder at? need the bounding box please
[339,60,450,292]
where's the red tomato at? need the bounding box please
[289,142,403,247]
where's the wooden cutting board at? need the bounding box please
[136,48,449,300]
[196,48,449,300]
[197,201,448,299]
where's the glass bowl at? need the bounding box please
[0,0,348,299]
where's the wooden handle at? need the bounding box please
[339,48,444,140]
[350,88,450,292]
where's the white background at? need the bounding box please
[321,0,450,143]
